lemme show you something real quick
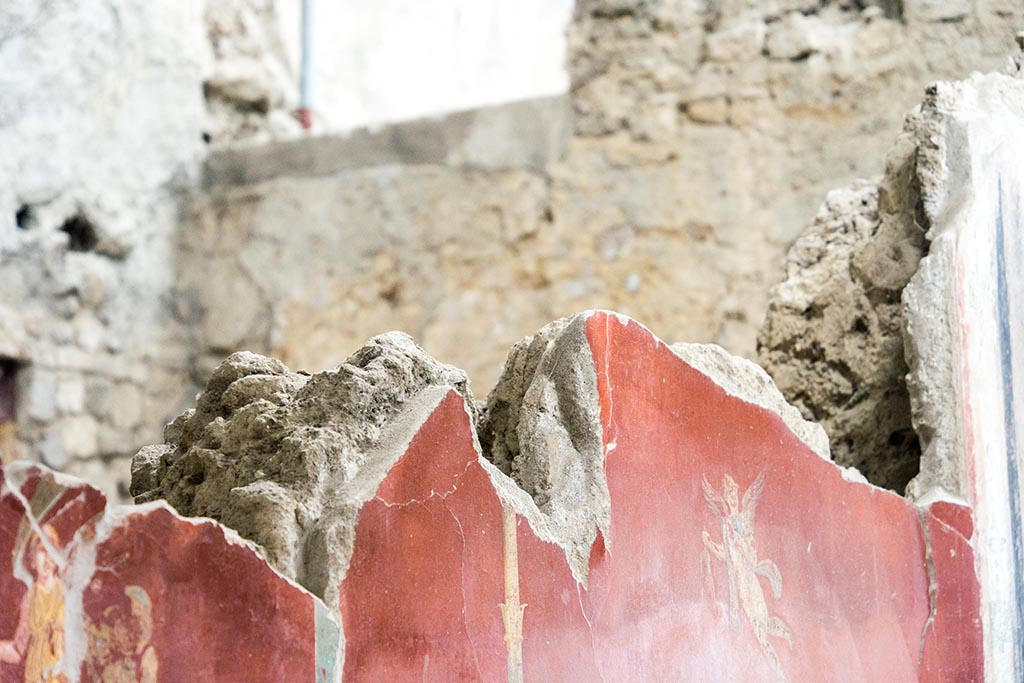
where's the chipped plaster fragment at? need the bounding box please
[670,342,830,460]
[478,313,608,585]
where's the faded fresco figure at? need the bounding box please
[83,584,159,683]
[0,524,68,683]
[702,471,792,680]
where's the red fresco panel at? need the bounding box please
[311,312,985,682]
[0,464,336,683]
[338,313,980,682]
[338,390,508,681]
[562,311,975,682]
[82,508,320,683]
[513,528,603,682]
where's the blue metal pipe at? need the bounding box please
[298,0,314,129]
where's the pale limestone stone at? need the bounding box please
[59,415,99,460]
[765,12,820,61]
[109,382,144,431]
[685,97,730,124]
[74,313,106,353]
[86,377,114,420]
[706,22,767,63]
[905,0,971,23]
[26,371,58,422]
[38,431,65,469]
[56,374,86,415]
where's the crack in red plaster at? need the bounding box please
[926,511,971,546]
[441,498,484,682]
[576,583,607,683]
[373,458,475,508]
[916,508,938,670]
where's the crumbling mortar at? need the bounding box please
[131,335,476,609]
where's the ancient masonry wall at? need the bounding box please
[2,0,1023,502]
[0,0,325,499]
[0,1,208,501]
[190,0,1023,398]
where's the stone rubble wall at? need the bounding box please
[188,0,1023,406]
[0,0,208,501]
[2,0,1023,500]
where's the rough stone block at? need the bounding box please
[765,12,821,61]
[706,22,768,63]
[57,415,99,461]
[25,371,58,423]
[0,462,340,682]
[55,375,86,415]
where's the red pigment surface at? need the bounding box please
[339,390,507,681]
[335,313,982,681]
[0,466,327,683]
[919,504,983,683]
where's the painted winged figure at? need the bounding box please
[701,471,792,679]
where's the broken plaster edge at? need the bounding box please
[900,72,1024,501]
[342,384,458,503]
[592,311,946,506]
[458,388,565,550]
[1,459,344,683]
[669,341,832,462]
[563,311,832,462]
[901,79,968,502]
[478,311,610,587]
